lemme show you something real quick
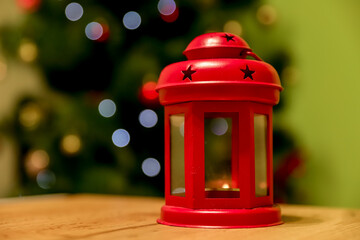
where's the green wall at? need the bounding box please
[271,0,360,208]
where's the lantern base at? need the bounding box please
[158,205,282,228]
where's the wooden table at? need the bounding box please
[0,194,359,240]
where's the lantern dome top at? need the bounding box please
[156,32,283,106]
[184,32,251,60]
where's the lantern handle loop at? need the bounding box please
[245,51,263,61]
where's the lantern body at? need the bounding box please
[156,33,283,228]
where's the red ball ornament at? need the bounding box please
[160,7,179,23]
[139,81,160,107]
[17,0,41,12]
[96,23,110,42]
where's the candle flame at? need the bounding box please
[222,183,230,189]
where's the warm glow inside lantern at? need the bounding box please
[156,32,283,228]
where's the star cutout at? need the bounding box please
[182,65,196,81]
[240,65,255,80]
[222,34,235,42]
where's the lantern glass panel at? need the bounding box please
[170,114,185,197]
[254,114,268,197]
[204,115,240,198]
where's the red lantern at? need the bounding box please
[156,32,283,228]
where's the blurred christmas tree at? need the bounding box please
[0,0,303,201]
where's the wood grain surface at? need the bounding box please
[0,194,359,240]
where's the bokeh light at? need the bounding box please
[112,129,130,147]
[61,134,82,155]
[210,118,228,136]
[259,181,268,190]
[25,150,50,177]
[223,20,243,36]
[141,158,161,177]
[158,0,176,16]
[85,22,103,40]
[139,109,158,128]
[36,169,56,189]
[65,2,83,21]
[19,102,43,129]
[123,11,141,30]
[18,40,38,62]
[98,99,116,118]
[256,4,277,26]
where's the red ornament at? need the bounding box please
[17,0,41,12]
[156,32,283,228]
[139,81,160,107]
[97,23,110,42]
[160,7,179,23]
